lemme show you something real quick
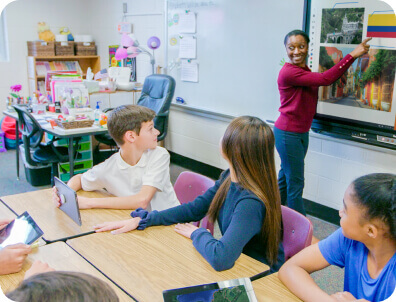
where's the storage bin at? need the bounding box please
[27,41,55,56]
[20,145,52,186]
[55,41,75,56]
[75,42,96,56]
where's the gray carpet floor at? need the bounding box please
[0,149,344,295]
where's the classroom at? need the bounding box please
[0,0,395,301]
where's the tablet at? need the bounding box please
[54,176,82,226]
[0,211,44,249]
[163,278,257,302]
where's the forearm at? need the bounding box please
[279,265,335,302]
[84,194,150,210]
[67,174,83,191]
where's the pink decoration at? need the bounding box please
[10,85,22,92]
[147,36,160,50]
[121,33,134,47]
[115,47,128,60]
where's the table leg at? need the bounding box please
[68,137,74,178]
[15,120,20,180]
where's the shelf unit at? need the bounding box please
[27,55,101,95]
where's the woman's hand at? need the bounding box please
[24,260,55,280]
[174,223,199,239]
[93,218,141,234]
[52,186,61,208]
[350,37,372,58]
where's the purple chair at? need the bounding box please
[281,205,313,260]
[173,171,215,234]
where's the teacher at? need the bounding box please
[274,29,371,216]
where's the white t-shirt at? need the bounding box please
[81,147,180,211]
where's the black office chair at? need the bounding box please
[137,74,176,141]
[13,105,77,186]
[94,74,176,150]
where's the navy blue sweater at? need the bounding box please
[132,171,284,272]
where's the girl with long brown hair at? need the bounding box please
[95,116,284,271]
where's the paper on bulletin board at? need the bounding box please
[179,36,196,58]
[179,12,196,33]
[181,60,198,82]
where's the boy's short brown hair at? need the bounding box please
[107,105,156,146]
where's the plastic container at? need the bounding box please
[94,101,102,125]
[19,144,52,186]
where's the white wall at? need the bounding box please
[166,107,396,211]
[0,0,164,114]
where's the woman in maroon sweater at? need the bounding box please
[274,29,371,216]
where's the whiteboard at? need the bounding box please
[165,0,305,121]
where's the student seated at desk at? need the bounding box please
[279,173,396,302]
[95,116,285,272]
[0,219,32,275]
[52,105,179,211]
[7,261,119,302]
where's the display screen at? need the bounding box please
[307,0,396,132]
[0,211,44,248]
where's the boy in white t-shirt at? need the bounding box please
[52,105,180,211]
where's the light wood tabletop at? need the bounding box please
[0,241,133,301]
[0,201,16,221]
[0,189,131,242]
[253,273,302,301]
[66,224,299,302]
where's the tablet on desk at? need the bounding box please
[0,211,44,249]
[54,177,82,226]
[163,278,257,302]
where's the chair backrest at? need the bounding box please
[173,171,215,234]
[13,105,44,167]
[137,74,176,141]
[281,205,313,260]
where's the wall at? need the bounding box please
[0,0,164,114]
[166,107,396,211]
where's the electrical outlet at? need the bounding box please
[123,3,127,14]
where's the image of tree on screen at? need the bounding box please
[321,8,364,44]
[318,46,396,113]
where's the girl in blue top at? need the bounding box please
[279,173,396,302]
[94,116,284,272]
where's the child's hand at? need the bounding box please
[331,291,366,301]
[0,219,12,231]
[52,186,61,207]
[93,218,141,235]
[0,243,32,275]
[174,223,199,239]
[24,260,55,280]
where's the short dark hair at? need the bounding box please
[107,104,156,146]
[352,173,396,240]
[284,29,310,46]
[6,271,119,302]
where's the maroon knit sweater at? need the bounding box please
[275,54,355,133]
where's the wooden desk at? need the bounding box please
[0,201,16,221]
[67,225,271,302]
[253,273,301,301]
[0,242,132,301]
[0,189,131,242]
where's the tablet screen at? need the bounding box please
[0,211,44,248]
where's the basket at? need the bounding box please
[27,41,55,56]
[75,42,96,56]
[55,41,75,56]
[55,119,94,129]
